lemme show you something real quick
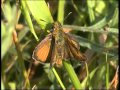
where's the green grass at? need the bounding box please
[1,0,118,89]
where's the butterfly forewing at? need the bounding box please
[32,34,52,62]
[65,33,80,49]
[65,33,87,61]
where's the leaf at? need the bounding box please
[26,0,54,29]
[1,80,4,90]
[20,1,39,41]
[75,35,117,57]
[1,22,6,39]
[1,4,17,59]
[8,82,16,90]
[81,67,98,87]
[57,0,65,24]
[43,64,55,83]
[63,25,118,34]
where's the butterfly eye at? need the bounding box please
[49,25,54,32]
[50,29,53,32]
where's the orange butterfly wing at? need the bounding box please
[32,34,52,63]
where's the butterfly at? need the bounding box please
[32,21,87,67]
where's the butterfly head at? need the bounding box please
[53,21,62,29]
[50,21,62,33]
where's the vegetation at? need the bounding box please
[1,0,118,89]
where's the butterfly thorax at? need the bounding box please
[52,22,66,66]
[52,21,65,46]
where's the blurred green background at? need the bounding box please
[1,0,118,89]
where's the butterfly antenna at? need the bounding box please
[64,12,72,22]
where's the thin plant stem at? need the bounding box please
[106,52,109,89]
[51,67,66,90]
[63,60,82,89]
